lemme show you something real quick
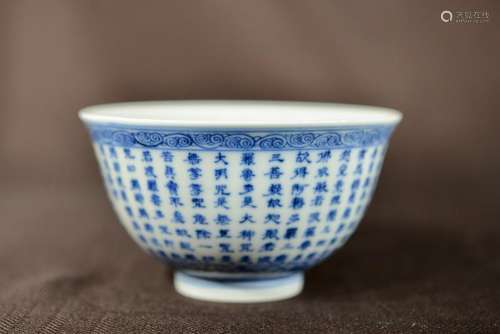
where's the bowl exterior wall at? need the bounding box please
[86,124,395,273]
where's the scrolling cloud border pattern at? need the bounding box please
[87,125,395,151]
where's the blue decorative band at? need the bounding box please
[86,124,395,151]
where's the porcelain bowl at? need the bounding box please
[79,100,401,303]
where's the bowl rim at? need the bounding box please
[79,100,402,128]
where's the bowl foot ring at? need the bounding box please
[174,271,304,303]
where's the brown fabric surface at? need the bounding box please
[1,0,499,333]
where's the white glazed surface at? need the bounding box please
[79,100,402,127]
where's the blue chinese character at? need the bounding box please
[125,206,133,217]
[240,244,253,252]
[215,168,228,180]
[241,168,256,182]
[263,229,279,240]
[351,179,360,191]
[241,196,256,208]
[327,209,337,222]
[266,167,283,179]
[335,180,344,193]
[314,181,328,193]
[151,194,161,206]
[284,227,298,239]
[275,255,287,263]
[304,226,316,238]
[215,196,229,209]
[193,214,207,225]
[218,229,231,238]
[215,184,230,196]
[312,195,324,206]
[359,149,367,160]
[269,153,284,163]
[134,193,144,204]
[192,198,206,208]
[287,213,300,224]
[239,230,255,241]
[296,151,311,163]
[264,214,281,224]
[196,229,211,239]
[127,165,136,172]
[116,177,123,187]
[219,243,234,253]
[185,153,202,165]
[342,208,351,219]
[308,212,320,224]
[164,166,175,179]
[188,167,202,180]
[161,151,173,162]
[176,228,191,238]
[317,150,331,162]
[316,167,329,178]
[180,241,194,251]
[123,148,135,160]
[336,224,345,234]
[292,166,308,179]
[330,195,341,205]
[139,208,148,218]
[267,198,282,208]
[144,166,157,178]
[109,147,117,158]
[240,255,252,263]
[265,184,283,196]
[112,162,120,172]
[158,225,169,234]
[147,180,158,192]
[215,214,231,225]
[239,213,255,224]
[291,197,305,209]
[340,149,351,162]
[241,152,255,166]
[170,196,183,207]
[130,179,141,190]
[363,178,371,188]
[239,184,254,195]
[291,183,307,195]
[173,210,185,224]
[142,151,153,162]
[190,183,203,196]
[260,243,275,252]
[354,163,363,175]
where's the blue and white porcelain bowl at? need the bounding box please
[79,101,402,303]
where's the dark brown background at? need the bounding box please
[1,0,499,333]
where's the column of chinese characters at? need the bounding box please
[291,151,312,252]
[213,152,233,259]
[191,152,211,256]
[350,148,366,219]
[121,147,141,237]
[257,152,283,259]
[330,149,350,242]
[237,152,257,264]
[312,150,331,247]
[171,153,200,255]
